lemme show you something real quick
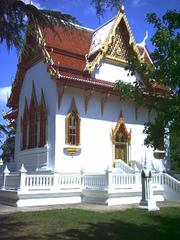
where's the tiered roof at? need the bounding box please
[6,8,154,125]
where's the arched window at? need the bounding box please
[29,82,38,148]
[21,98,29,150]
[39,90,47,147]
[112,114,131,163]
[65,98,80,146]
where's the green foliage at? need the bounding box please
[0,126,15,162]
[143,117,165,149]
[0,124,8,144]
[116,10,180,154]
[170,130,180,172]
[91,0,122,17]
[0,0,80,52]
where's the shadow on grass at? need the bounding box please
[0,211,180,240]
[0,215,40,240]
[47,212,180,240]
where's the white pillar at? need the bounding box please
[2,165,10,190]
[81,169,84,189]
[105,169,113,191]
[19,164,27,192]
[53,172,59,191]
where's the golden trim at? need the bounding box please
[64,147,81,156]
[112,114,131,144]
[85,9,142,73]
[65,97,81,146]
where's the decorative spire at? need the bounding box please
[120,0,125,12]
[138,31,148,47]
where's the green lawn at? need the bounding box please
[0,207,180,240]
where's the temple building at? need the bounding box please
[0,7,179,207]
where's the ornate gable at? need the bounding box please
[85,7,141,73]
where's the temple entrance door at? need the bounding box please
[115,142,127,163]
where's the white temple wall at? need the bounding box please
[55,87,155,173]
[93,60,141,84]
[15,61,56,171]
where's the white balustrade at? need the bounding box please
[84,174,106,189]
[152,173,180,192]
[112,173,136,188]
[0,167,179,197]
[163,173,180,192]
[58,173,82,189]
[25,174,54,190]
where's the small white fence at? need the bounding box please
[152,173,180,193]
[0,165,180,196]
[112,173,136,188]
[84,173,107,189]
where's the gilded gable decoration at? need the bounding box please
[85,8,141,73]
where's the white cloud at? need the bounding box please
[132,0,147,7]
[0,86,11,105]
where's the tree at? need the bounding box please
[0,124,8,144]
[116,10,180,150]
[0,126,15,162]
[0,122,15,163]
[0,0,80,51]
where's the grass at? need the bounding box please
[0,207,180,240]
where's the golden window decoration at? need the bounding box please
[21,97,29,150]
[65,98,80,146]
[39,89,48,147]
[112,113,131,163]
[29,82,38,149]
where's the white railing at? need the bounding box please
[58,173,82,189]
[114,160,134,173]
[25,174,54,190]
[163,173,180,193]
[84,173,106,189]
[152,173,180,192]
[1,165,179,197]
[112,173,136,188]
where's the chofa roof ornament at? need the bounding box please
[137,31,148,47]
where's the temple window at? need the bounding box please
[21,84,48,150]
[21,98,29,150]
[66,98,80,146]
[29,82,38,149]
[39,90,47,147]
[112,114,131,164]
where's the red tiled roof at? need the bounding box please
[42,25,93,56]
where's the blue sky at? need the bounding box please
[0,0,179,124]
